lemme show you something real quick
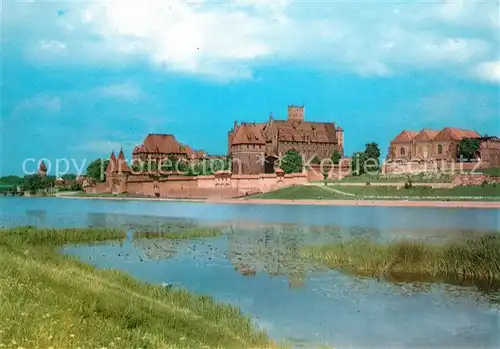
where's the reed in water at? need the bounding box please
[302,234,500,281]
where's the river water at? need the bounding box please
[1,197,499,348]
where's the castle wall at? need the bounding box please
[480,139,500,166]
[89,171,310,199]
[306,164,351,181]
[382,160,493,175]
[231,150,265,175]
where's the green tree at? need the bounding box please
[331,150,342,165]
[23,175,54,194]
[0,176,24,186]
[364,142,381,171]
[61,174,77,181]
[86,159,109,182]
[132,161,145,173]
[459,138,481,161]
[311,156,321,165]
[280,150,303,174]
[351,152,367,176]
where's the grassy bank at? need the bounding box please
[334,184,500,198]
[301,234,500,281]
[334,173,453,184]
[478,167,500,177]
[252,186,343,200]
[0,227,275,349]
[253,184,500,201]
[134,227,223,240]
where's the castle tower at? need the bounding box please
[38,161,47,176]
[288,105,305,122]
[335,126,344,157]
[114,149,131,194]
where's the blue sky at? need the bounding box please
[1,0,499,176]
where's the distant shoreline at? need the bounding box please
[57,194,500,209]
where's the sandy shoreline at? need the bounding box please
[58,195,500,209]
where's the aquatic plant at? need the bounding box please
[301,234,500,281]
[0,226,277,349]
[133,227,223,240]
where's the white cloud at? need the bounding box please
[472,61,500,84]
[95,83,143,99]
[4,0,499,81]
[37,40,66,52]
[13,94,62,117]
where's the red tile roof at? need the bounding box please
[133,134,186,155]
[276,121,336,143]
[231,120,337,145]
[116,150,131,173]
[39,161,47,172]
[433,128,481,141]
[391,130,418,143]
[414,129,440,142]
[231,123,266,145]
[106,151,116,175]
[183,144,195,158]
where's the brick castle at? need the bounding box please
[81,103,500,197]
[385,127,500,173]
[228,105,344,174]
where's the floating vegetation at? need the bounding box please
[301,234,500,282]
[133,227,223,240]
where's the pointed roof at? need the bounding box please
[116,149,131,173]
[143,134,186,154]
[106,151,117,175]
[391,130,418,144]
[182,144,195,159]
[39,161,47,172]
[433,128,481,142]
[414,129,440,142]
[231,123,266,145]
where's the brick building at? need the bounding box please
[387,127,500,166]
[132,133,206,163]
[228,105,344,174]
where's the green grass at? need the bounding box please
[251,186,343,200]
[72,192,141,197]
[134,227,223,240]
[478,167,500,177]
[0,226,276,349]
[334,172,454,184]
[301,234,500,281]
[0,184,16,193]
[253,184,500,201]
[335,184,500,198]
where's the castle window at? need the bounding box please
[400,147,405,156]
[438,144,443,154]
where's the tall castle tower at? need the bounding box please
[335,126,344,157]
[287,105,305,122]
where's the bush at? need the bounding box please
[404,177,413,189]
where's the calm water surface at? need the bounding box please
[1,197,499,348]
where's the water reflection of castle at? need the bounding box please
[227,224,336,290]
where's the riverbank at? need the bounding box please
[0,227,276,349]
[57,193,500,209]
